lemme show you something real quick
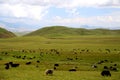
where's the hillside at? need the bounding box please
[25,26,120,37]
[0,27,16,38]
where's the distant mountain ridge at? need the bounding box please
[25,26,120,37]
[13,31,31,36]
[0,27,16,38]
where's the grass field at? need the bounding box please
[0,36,120,80]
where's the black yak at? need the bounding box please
[26,62,31,65]
[101,66,111,77]
[9,62,19,67]
[45,69,53,75]
[54,64,59,67]
[69,69,76,72]
[4,63,9,69]
[101,70,111,76]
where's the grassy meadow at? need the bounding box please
[0,35,120,80]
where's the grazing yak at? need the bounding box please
[45,69,53,75]
[68,66,78,72]
[26,62,31,65]
[4,62,19,69]
[69,69,76,71]
[110,64,118,71]
[4,63,9,69]
[101,70,111,77]
[101,66,111,77]
[53,63,59,70]
[9,62,19,67]
[54,64,59,67]
[92,64,97,68]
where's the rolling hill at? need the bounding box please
[25,26,120,37]
[0,27,16,38]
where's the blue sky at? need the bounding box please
[0,0,120,32]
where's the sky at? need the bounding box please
[0,0,120,32]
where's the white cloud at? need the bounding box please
[0,0,120,9]
[0,0,120,20]
[44,0,120,8]
[100,0,120,8]
[51,11,120,29]
[56,0,108,8]
[0,3,48,20]
[0,0,50,6]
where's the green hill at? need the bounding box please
[0,27,16,38]
[25,26,120,37]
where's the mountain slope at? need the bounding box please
[26,26,78,37]
[0,27,16,38]
[25,26,120,37]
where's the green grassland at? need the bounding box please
[0,35,120,80]
[0,35,120,49]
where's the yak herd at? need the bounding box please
[0,48,119,76]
